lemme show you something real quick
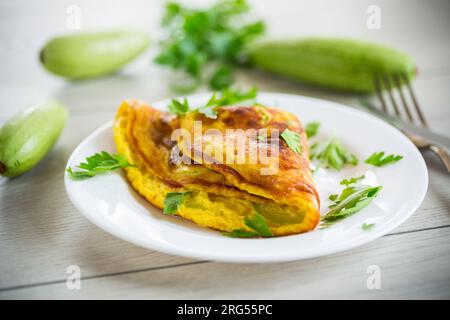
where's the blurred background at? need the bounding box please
[0,0,449,135]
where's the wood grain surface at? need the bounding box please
[0,0,449,299]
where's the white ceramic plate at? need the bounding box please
[65,92,428,263]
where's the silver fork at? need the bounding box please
[373,72,450,173]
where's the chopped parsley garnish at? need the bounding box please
[340,175,365,186]
[281,128,302,154]
[168,87,257,119]
[362,223,375,231]
[310,137,358,171]
[67,151,132,180]
[163,192,191,214]
[155,0,265,91]
[328,194,338,201]
[168,97,190,115]
[305,121,320,138]
[321,177,382,228]
[227,209,273,237]
[365,151,403,167]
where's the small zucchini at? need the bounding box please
[250,38,416,93]
[0,100,67,177]
[40,30,150,79]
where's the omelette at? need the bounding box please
[114,100,320,237]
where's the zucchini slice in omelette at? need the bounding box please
[114,100,320,237]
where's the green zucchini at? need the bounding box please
[249,38,416,93]
[0,100,67,177]
[40,30,150,79]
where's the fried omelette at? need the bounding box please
[114,100,320,236]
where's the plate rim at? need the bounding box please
[65,92,429,263]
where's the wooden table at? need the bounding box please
[1,0,449,299]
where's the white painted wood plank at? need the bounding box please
[1,227,449,299]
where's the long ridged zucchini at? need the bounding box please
[249,38,416,93]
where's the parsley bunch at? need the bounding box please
[155,0,265,91]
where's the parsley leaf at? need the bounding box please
[340,175,365,187]
[362,223,375,231]
[227,208,273,238]
[225,229,258,238]
[198,106,219,119]
[168,87,258,119]
[155,0,265,91]
[310,137,358,171]
[67,151,132,180]
[328,194,338,201]
[209,64,234,90]
[321,178,382,228]
[281,128,302,154]
[163,192,191,214]
[168,97,190,115]
[305,121,320,138]
[365,151,403,167]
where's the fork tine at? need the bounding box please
[393,73,414,122]
[373,74,387,112]
[382,73,401,117]
[400,73,429,128]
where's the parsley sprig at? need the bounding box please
[365,151,403,167]
[67,151,132,180]
[310,137,358,171]
[305,121,320,138]
[155,0,265,91]
[167,87,257,118]
[321,177,382,228]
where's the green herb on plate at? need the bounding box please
[155,0,265,91]
[67,151,132,180]
[168,97,190,115]
[321,177,382,228]
[281,128,302,154]
[362,222,375,231]
[365,151,403,167]
[305,121,320,138]
[340,175,365,186]
[310,137,358,171]
[163,192,191,214]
